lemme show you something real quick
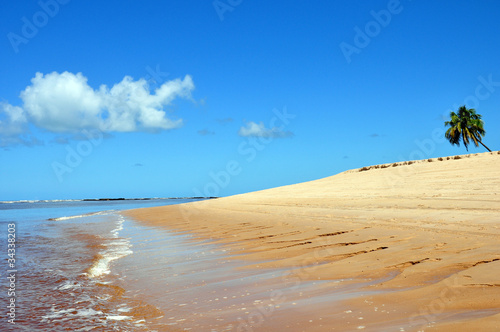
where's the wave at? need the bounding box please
[18,209,157,331]
[85,215,133,278]
[48,211,113,221]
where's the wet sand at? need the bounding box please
[126,151,500,331]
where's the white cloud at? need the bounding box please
[22,71,194,133]
[0,135,43,148]
[0,103,27,136]
[21,72,103,132]
[98,74,193,132]
[238,121,293,138]
[216,117,234,124]
[1,71,195,144]
[197,129,215,136]
[0,102,43,147]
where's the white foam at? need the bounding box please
[50,215,83,221]
[86,215,133,278]
[77,308,105,317]
[49,211,111,221]
[42,307,104,321]
[107,315,131,321]
[56,281,82,291]
[117,307,132,313]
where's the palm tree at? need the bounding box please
[444,106,491,152]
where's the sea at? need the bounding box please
[0,198,220,331]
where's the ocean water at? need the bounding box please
[0,198,207,331]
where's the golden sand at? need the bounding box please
[126,151,500,331]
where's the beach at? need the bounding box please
[126,151,500,331]
[4,1,500,331]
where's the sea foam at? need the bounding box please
[86,215,133,278]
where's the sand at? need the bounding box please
[126,151,500,331]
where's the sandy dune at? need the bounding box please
[127,151,500,331]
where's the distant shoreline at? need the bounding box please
[81,197,218,202]
[0,197,218,204]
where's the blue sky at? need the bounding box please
[1,0,499,200]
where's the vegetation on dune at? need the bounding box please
[356,107,496,173]
[444,105,491,152]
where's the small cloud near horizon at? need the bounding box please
[238,121,293,138]
[50,131,113,145]
[51,136,70,145]
[369,133,387,138]
[216,117,234,125]
[197,129,215,136]
[0,134,43,148]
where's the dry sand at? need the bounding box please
[126,151,500,331]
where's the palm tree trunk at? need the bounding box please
[479,140,492,152]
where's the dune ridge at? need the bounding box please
[126,151,500,331]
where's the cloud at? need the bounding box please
[50,136,70,145]
[216,117,234,124]
[50,131,113,145]
[197,129,215,136]
[238,121,293,138]
[24,71,194,132]
[0,134,43,148]
[0,102,42,147]
[0,71,195,146]
[0,103,26,135]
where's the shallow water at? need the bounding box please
[0,199,204,331]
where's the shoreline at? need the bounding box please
[125,151,500,331]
